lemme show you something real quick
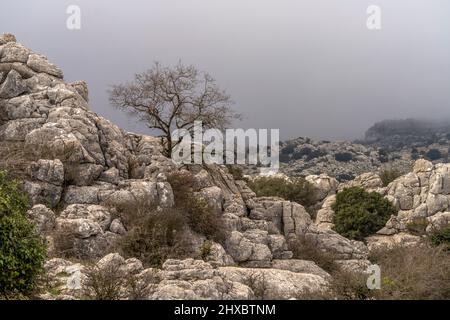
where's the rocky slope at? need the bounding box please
[1,34,448,300]
[278,137,412,181]
[0,34,372,300]
[362,118,450,151]
[278,119,450,182]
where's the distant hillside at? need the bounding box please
[361,119,450,150]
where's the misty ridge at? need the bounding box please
[364,119,450,142]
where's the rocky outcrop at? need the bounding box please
[41,254,328,300]
[384,159,450,235]
[1,34,374,300]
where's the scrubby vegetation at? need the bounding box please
[226,165,244,180]
[246,176,317,208]
[118,206,191,268]
[425,148,443,161]
[168,171,226,243]
[332,187,397,240]
[379,168,402,187]
[84,264,125,300]
[334,152,353,162]
[406,218,428,236]
[0,171,46,297]
[369,245,450,299]
[430,227,450,250]
[298,243,450,300]
[289,236,338,273]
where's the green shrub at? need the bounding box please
[406,218,428,236]
[425,149,442,161]
[332,187,397,240]
[430,227,450,250]
[334,152,353,162]
[200,240,213,260]
[0,171,46,296]
[247,176,317,207]
[379,168,402,187]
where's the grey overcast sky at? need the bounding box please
[1,0,450,140]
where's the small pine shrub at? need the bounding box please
[0,171,46,296]
[332,187,397,240]
[247,176,317,207]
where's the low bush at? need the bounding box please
[168,171,227,243]
[118,207,191,268]
[430,227,450,250]
[288,236,338,273]
[406,218,428,236]
[334,152,353,162]
[247,176,317,207]
[426,149,442,161]
[84,264,124,300]
[226,165,244,180]
[0,171,46,297]
[379,168,402,187]
[332,187,397,240]
[185,197,226,243]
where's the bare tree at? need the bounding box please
[109,62,240,156]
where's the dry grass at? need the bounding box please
[116,205,193,268]
[289,235,339,274]
[369,244,450,299]
[0,142,30,180]
[167,171,227,243]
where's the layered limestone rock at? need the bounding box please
[41,254,328,300]
[1,34,373,300]
[384,159,450,234]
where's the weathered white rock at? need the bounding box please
[27,204,56,232]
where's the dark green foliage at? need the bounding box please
[426,149,442,161]
[247,176,317,207]
[378,148,389,163]
[292,147,312,160]
[379,168,402,187]
[334,152,353,162]
[279,153,291,162]
[336,173,355,182]
[0,171,46,296]
[332,187,397,240]
[430,227,450,250]
[281,144,295,155]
